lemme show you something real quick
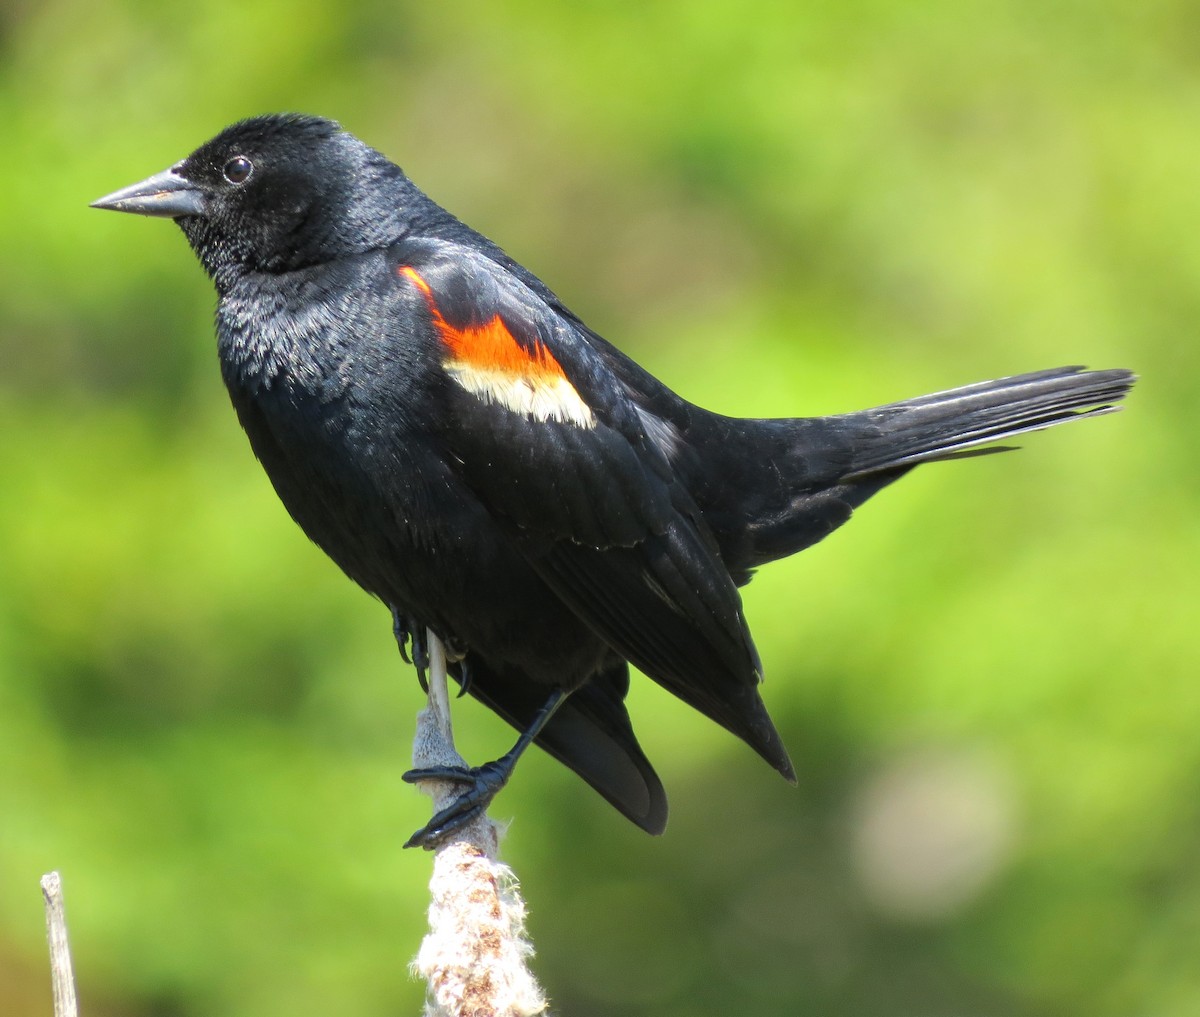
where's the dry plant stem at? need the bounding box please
[41,871,79,1017]
[410,631,548,1017]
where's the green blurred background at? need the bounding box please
[1,1,1194,1014]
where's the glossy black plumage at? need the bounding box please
[93,114,1135,837]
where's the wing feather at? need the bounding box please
[393,240,793,778]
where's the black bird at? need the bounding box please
[93,114,1134,847]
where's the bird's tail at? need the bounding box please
[715,365,1135,573]
[840,365,1136,480]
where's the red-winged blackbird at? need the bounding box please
[93,114,1134,847]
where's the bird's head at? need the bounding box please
[92,113,416,287]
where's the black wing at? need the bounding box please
[393,240,794,779]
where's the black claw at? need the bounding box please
[443,638,471,697]
[454,658,472,698]
[391,613,471,697]
[390,609,435,690]
[402,760,512,850]
[391,610,413,664]
[411,629,430,691]
[402,764,477,786]
[404,803,486,850]
[412,634,429,670]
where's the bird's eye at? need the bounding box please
[223,156,253,184]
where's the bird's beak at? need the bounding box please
[91,166,208,218]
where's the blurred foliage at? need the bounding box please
[0,1,1194,1015]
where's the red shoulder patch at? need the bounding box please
[400,265,595,427]
[399,266,564,380]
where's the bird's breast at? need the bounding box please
[216,275,356,401]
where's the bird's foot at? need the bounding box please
[391,611,431,691]
[392,610,472,695]
[402,759,511,850]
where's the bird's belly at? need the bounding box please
[223,334,613,687]
[243,404,606,686]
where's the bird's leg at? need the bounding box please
[403,686,569,850]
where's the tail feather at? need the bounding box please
[692,365,1134,574]
[842,366,1136,480]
